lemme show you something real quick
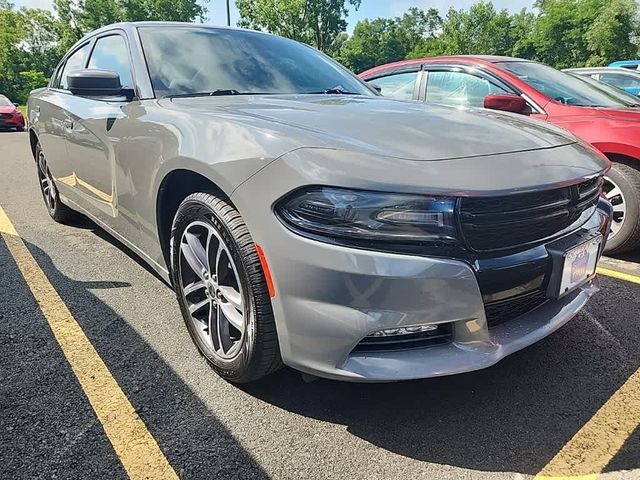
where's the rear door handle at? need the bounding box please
[63,119,73,131]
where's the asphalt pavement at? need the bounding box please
[1,130,639,480]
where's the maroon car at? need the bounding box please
[360,56,640,254]
[0,95,25,131]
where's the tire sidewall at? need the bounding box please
[170,197,258,382]
[35,143,58,218]
[604,165,640,252]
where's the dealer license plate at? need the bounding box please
[558,236,601,296]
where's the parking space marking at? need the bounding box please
[0,205,178,480]
[597,267,640,286]
[534,367,640,480]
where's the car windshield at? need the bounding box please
[568,74,640,107]
[497,61,629,108]
[138,27,373,98]
[0,96,13,107]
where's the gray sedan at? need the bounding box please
[27,22,612,383]
[565,67,640,96]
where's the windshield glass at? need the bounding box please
[569,74,640,107]
[139,27,373,98]
[0,96,13,107]
[497,61,629,107]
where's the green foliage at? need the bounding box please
[338,0,639,73]
[2,0,639,103]
[0,0,207,104]
[337,7,442,72]
[529,0,639,68]
[236,0,361,53]
[17,70,49,101]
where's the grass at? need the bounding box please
[18,105,27,116]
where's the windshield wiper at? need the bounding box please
[306,87,362,95]
[165,89,242,99]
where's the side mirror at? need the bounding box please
[67,69,132,99]
[13,103,19,107]
[484,93,530,115]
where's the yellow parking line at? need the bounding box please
[597,267,640,285]
[534,367,640,480]
[0,206,178,480]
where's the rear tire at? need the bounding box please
[603,160,640,254]
[170,192,282,383]
[35,142,77,224]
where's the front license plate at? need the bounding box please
[558,236,601,296]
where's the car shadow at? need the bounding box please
[240,275,640,475]
[609,249,640,264]
[1,235,269,480]
[5,220,639,477]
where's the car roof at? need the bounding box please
[360,55,531,78]
[67,22,268,54]
[565,67,640,76]
[610,60,640,67]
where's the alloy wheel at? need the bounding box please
[37,151,56,212]
[178,221,246,360]
[604,176,626,239]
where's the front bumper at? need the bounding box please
[240,210,607,382]
[230,149,610,382]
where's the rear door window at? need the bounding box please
[426,70,506,108]
[599,73,640,90]
[369,72,419,100]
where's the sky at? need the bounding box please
[13,0,535,32]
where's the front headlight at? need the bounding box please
[275,187,458,243]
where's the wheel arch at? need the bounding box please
[156,169,232,271]
[603,152,640,168]
[593,141,640,166]
[28,129,39,161]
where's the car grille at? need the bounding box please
[459,177,603,253]
[484,290,549,328]
[0,113,12,119]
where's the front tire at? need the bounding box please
[603,160,640,254]
[170,192,282,383]
[35,142,77,224]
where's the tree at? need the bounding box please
[0,0,24,100]
[432,2,518,56]
[337,8,442,72]
[585,0,639,66]
[0,0,208,104]
[52,0,208,50]
[236,0,361,53]
[530,0,639,68]
[19,8,62,75]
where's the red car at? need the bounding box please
[360,56,640,254]
[0,95,25,132]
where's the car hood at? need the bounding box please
[164,95,575,161]
[552,105,640,123]
[0,106,17,114]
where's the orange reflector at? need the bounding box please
[255,244,276,298]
